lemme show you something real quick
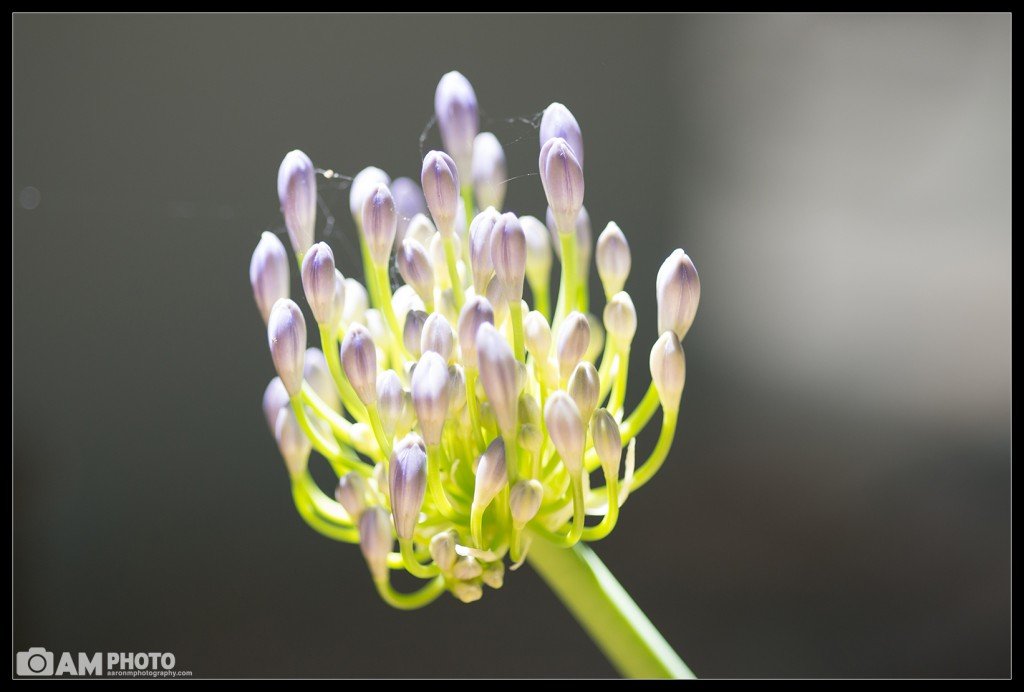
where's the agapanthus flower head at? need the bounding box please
[252,74,700,609]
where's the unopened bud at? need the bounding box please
[485,275,509,326]
[429,530,458,571]
[540,102,584,168]
[404,213,437,247]
[474,437,508,510]
[390,176,426,242]
[336,472,369,520]
[472,132,507,211]
[469,208,499,292]
[434,70,479,177]
[411,351,450,446]
[250,232,290,324]
[539,137,584,231]
[391,285,424,325]
[376,370,405,438]
[300,242,337,326]
[342,278,369,326]
[428,231,461,288]
[476,323,519,437]
[326,271,347,333]
[556,311,591,384]
[490,212,527,302]
[421,312,455,362]
[591,408,622,479]
[340,324,378,406]
[421,150,460,237]
[520,215,553,295]
[517,423,543,456]
[453,556,483,581]
[448,364,468,415]
[349,166,390,224]
[568,361,600,425]
[361,183,397,266]
[482,562,505,589]
[523,310,552,359]
[262,377,289,434]
[304,347,338,411]
[277,150,317,256]
[650,332,686,411]
[509,479,544,527]
[656,249,700,341]
[603,292,637,347]
[267,299,307,396]
[544,391,585,474]
[452,581,483,603]
[596,222,631,296]
[396,238,434,307]
[274,407,310,476]
[457,296,494,369]
[358,506,393,582]
[389,435,428,540]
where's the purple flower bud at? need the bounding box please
[362,183,397,266]
[396,238,434,307]
[336,472,369,520]
[469,208,500,293]
[340,324,378,406]
[430,529,458,571]
[300,242,338,326]
[274,407,311,476]
[448,364,467,415]
[509,479,544,527]
[591,408,622,479]
[390,176,427,242]
[434,70,479,177]
[263,377,289,434]
[490,212,527,302]
[358,506,393,582]
[250,232,290,324]
[544,391,585,474]
[474,437,508,510]
[389,434,428,540]
[377,370,406,438]
[476,323,519,438]
[277,150,317,256]
[596,222,631,296]
[555,311,591,385]
[485,274,509,326]
[650,332,686,411]
[411,351,450,446]
[472,132,507,211]
[304,347,339,412]
[267,299,307,397]
[457,296,495,369]
[656,249,701,341]
[567,361,600,425]
[540,102,584,168]
[523,310,552,359]
[539,137,584,232]
[421,312,454,362]
[603,291,637,347]
[403,309,428,359]
[421,150,460,237]
[349,166,391,223]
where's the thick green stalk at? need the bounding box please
[527,540,694,679]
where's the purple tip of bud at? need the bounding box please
[540,102,584,168]
[490,212,527,301]
[403,309,428,358]
[262,377,290,434]
[471,132,507,211]
[543,391,585,474]
[277,150,317,256]
[476,323,519,437]
[474,437,508,509]
[300,242,338,326]
[434,70,479,176]
[358,506,393,582]
[349,166,391,223]
[656,249,701,341]
[389,435,428,540]
[421,150,460,237]
[390,176,427,242]
[250,231,290,324]
[340,324,378,406]
[411,351,451,446]
[362,183,398,266]
[457,296,495,369]
[539,137,584,231]
[421,312,455,362]
[396,238,434,305]
[267,299,307,397]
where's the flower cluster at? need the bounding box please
[251,71,700,609]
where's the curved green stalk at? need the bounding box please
[373,575,446,610]
[628,409,678,492]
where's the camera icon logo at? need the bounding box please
[17,647,54,676]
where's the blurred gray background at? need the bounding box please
[13,14,1010,678]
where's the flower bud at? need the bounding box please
[362,183,397,266]
[517,423,543,456]
[474,437,508,510]
[472,132,507,211]
[540,103,584,167]
[469,208,499,292]
[485,275,509,326]
[457,296,495,369]
[335,472,369,520]
[452,581,483,604]
[377,369,405,438]
[403,309,427,358]
[520,215,553,295]
[490,212,527,302]
[584,314,605,364]
[476,323,519,437]
[567,361,600,425]
[453,556,483,581]
[267,299,307,396]
[591,408,622,479]
[263,377,289,433]
[250,232,290,324]
[544,391,585,474]
[603,292,637,347]
[304,347,338,411]
[428,230,462,288]
[448,364,467,415]
[300,242,337,326]
[421,312,454,362]
[396,238,434,307]
[342,278,369,326]
[429,529,458,571]
[482,562,505,589]
[596,222,631,296]
[411,351,450,446]
[389,434,428,540]
[656,249,701,341]
[539,137,584,232]
[358,506,393,582]
[518,393,541,427]
[650,332,686,411]
[523,310,552,359]
[277,150,317,256]
[556,311,591,385]
[404,213,437,247]
[274,407,310,476]
[421,150,460,237]
[434,70,479,177]
[509,479,544,527]
[349,166,390,223]
[391,284,424,325]
[326,271,347,333]
[390,176,426,242]
[373,460,389,502]
[340,324,378,406]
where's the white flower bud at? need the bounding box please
[656,249,701,341]
[556,311,591,385]
[277,150,317,256]
[596,222,631,296]
[349,166,390,223]
[267,299,307,397]
[482,562,505,589]
[591,408,622,479]
[376,369,405,438]
[421,150,460,237]
[434,70,479,177]
[517,423,543,456]
[474,437,508,510]
[358,506,393,582]
[396,238,434,307]
[411,351,450,446]
[274,407,310,476]
[428,230,461,288]
[585,314,605,364]
[603,292,637,347]
[404,213,437,247]
[262,377,289,434]
[485,274,509,326]
[509,479,544,527]
[326,271,347,333]
[539,137,584,232]
[304,347,338,412]
[300,242,338,326]
[391,284,424,325]
[523,310,552,359]
[364,309,390,360]
[342,278,369,326]
[544,391,585,474]
[649,332,686,411]
[540,102,584,168]
[472,132,507,211]
[335,472,369,520]
[340,324,378,406]
[250,232,290,324]
[453,556,483,581]
[361,183,398,266]
[389,434,428,540]
[452,581,483,603]
[448,364,468,415]
[490,212,527,302]
[520,215,553,295]
[403,309,427,359]
[469,207,500,292]
[457,296,495,369]
[476,323,519,438]
[421,312,455,362]
[429,529,458,571]
[567,361,600,425]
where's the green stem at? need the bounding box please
[527,540,694,679]
[509,300,526,361]
[629,409,678,492]
[556,229,579,324]
[373,575,446,610]
[442,235,465,308]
